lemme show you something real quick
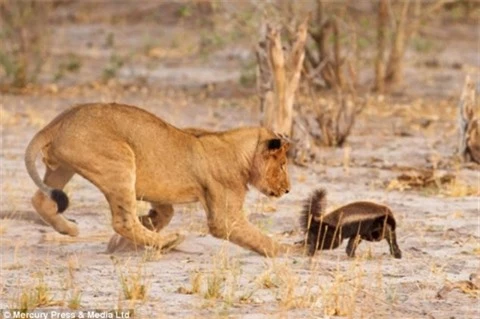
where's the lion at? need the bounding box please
[25,103,291,257]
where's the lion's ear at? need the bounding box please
[267,138,282,150]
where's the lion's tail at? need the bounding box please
[300,188,328,232]
[25,131,69,213]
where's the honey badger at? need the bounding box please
[300,189,402,259]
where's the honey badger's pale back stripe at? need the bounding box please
[320,203,395,229]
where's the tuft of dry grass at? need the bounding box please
[204,268,225,300]
[343,145,351,176]
[0,218,12,235]
[256,268,279,289]
[112,257,150,301]
[203,245,240,301]
[64,254,79,290]
[67,289,82,310]
[441,178,478,197]
[10,273,63,312]
[321,260,370,317]
[179,245,242,302]
[119,267,149,301]
[191,271,203,294]
[256,261,321,310]
[141,246,163,262]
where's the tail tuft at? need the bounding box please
[50,189,69,213]
[300,188,328,231]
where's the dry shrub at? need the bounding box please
[387,168,477,196]
[0,1,51,87]
[436,280,480,299]
[389,169,456,190]
[313,93,364,147]
[295,92,365,152]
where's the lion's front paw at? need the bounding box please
[280,243,306,256]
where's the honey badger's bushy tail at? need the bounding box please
[300,188,328,231]
[24,131,69,213]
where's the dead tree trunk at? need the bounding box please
[458,75,480,163]
[256,18,308,136]
[385,0,410,86]
[383,0,449,89]
[374,0,388,92]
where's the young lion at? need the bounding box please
[25,103,291,257]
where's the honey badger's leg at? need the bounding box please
[345,235,362,257]
[385,226,402,259]
[31,166,78,236]
[107,204,175,253]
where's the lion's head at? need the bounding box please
[250,137,291,197]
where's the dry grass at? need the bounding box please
[190,271,203,295]
[321,262,363,317]
[177,245,243,304]
[441,178,478,197]
[67,289,82,310]
[386,167,477,197]
[0,219,12,235]
[203,246,241,301]
[112,257,150,302]
[10,273,63,311]
[119,268,149,301]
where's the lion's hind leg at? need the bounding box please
[107,204,178,253]
[31,166,79,236]
[139,204,175,231]
[59,139,184,253]
[108,193,183,252]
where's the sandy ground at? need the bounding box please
[1,3,479,318]
[1,88,479,318]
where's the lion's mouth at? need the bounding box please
[269,189,289,197]
[269,191,282,198]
